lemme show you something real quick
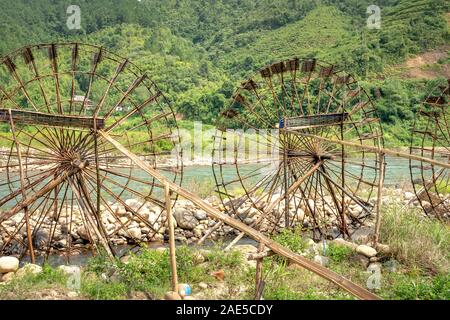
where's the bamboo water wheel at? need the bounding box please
[410,79,450,221]
[212,58,385,240]
[0,43,182,259]
[0,44,386,300]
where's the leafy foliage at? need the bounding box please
[0,0,448,145]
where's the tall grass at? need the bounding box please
[380,204,450,274]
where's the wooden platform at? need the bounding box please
[0,109,105,129]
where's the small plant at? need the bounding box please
[205,245,244,270]
[175,246,206,284]
[86,248,118,275]
[273,228,308,254]
[81,273,128,300]
[0,264,68,300]
[326,243,353,264]
[116,249,171,295]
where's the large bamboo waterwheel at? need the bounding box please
[0,43,182,259]
[212,58,385,240]
[410,79,450,221]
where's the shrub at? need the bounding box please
[326,243,353,264]
[273,228,308,254]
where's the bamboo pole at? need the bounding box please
[255,242,265,300]
[165,183,178,292]
[99,130,381,300]
[8,109,35,263]
[374,152,385,245]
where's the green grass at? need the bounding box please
[204,243,244,271]
[1,204,448,300]
[380,204,450,274]
[0,264,69,300]
[326,243,354,264]
[381,272,450,300]
[80,245,244,300]
[272,227,309,254]
[80,274,128,300]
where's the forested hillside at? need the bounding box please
[0,0,448,145]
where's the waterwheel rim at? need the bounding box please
[212,58,384,240]
[410,78,450,221]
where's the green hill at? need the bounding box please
[0,0,448,145]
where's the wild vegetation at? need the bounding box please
[0,204,448,300]
[0,0,448,145]
[0,0,449,301]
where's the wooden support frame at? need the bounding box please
[374,131,386,245]
[165,183,178,292]
[254,242,265,300]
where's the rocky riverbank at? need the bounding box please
[0,187,441,257]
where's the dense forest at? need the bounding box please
[0,0,448,145]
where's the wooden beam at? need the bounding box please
[166,183,178,292]
[0,109,105,130]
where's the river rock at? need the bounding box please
[244,217,255,225]
[356,245,377,258]
[111,204,127,215]
[0,272,15,283]
[313,255,330,267]
[194,210,207,221]
[164,291,182,300]
[375,243,391,255]
[125,199,143,211]
[76,227,90,241]
[32,230,50,249]
[332,238,358,250]
[232,244,257,258]
[368,262,382,271]
[173,209,199,230]
[128,228,142,239]
[193,227,203,238]
[15,263,43,278]
[198,282,208,289]
[0,256,20,273]
[147,212,160,225]
[349,253,370,268]
[349,206,363,218]
[403,192,415,201]
[58,265,81,275]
